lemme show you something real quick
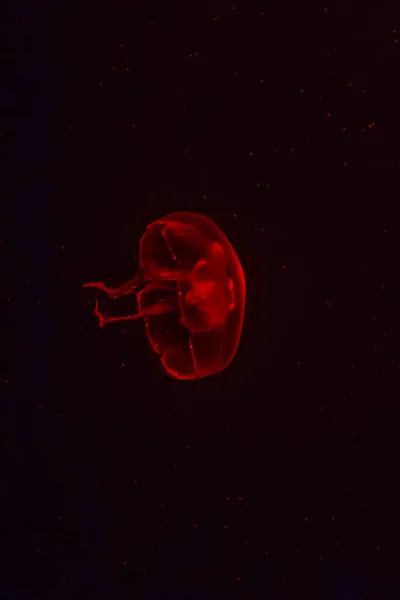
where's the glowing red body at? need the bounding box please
[83,212,246,380]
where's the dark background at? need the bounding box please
[2,0,400,598]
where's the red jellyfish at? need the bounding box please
[83,212,246,380]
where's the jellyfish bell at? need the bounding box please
[83,212,246,380]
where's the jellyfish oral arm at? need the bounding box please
[82,275,143,300]
[82,273,186,301]
[89,298,176,328]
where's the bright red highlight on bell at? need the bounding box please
[83,212,246,380]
